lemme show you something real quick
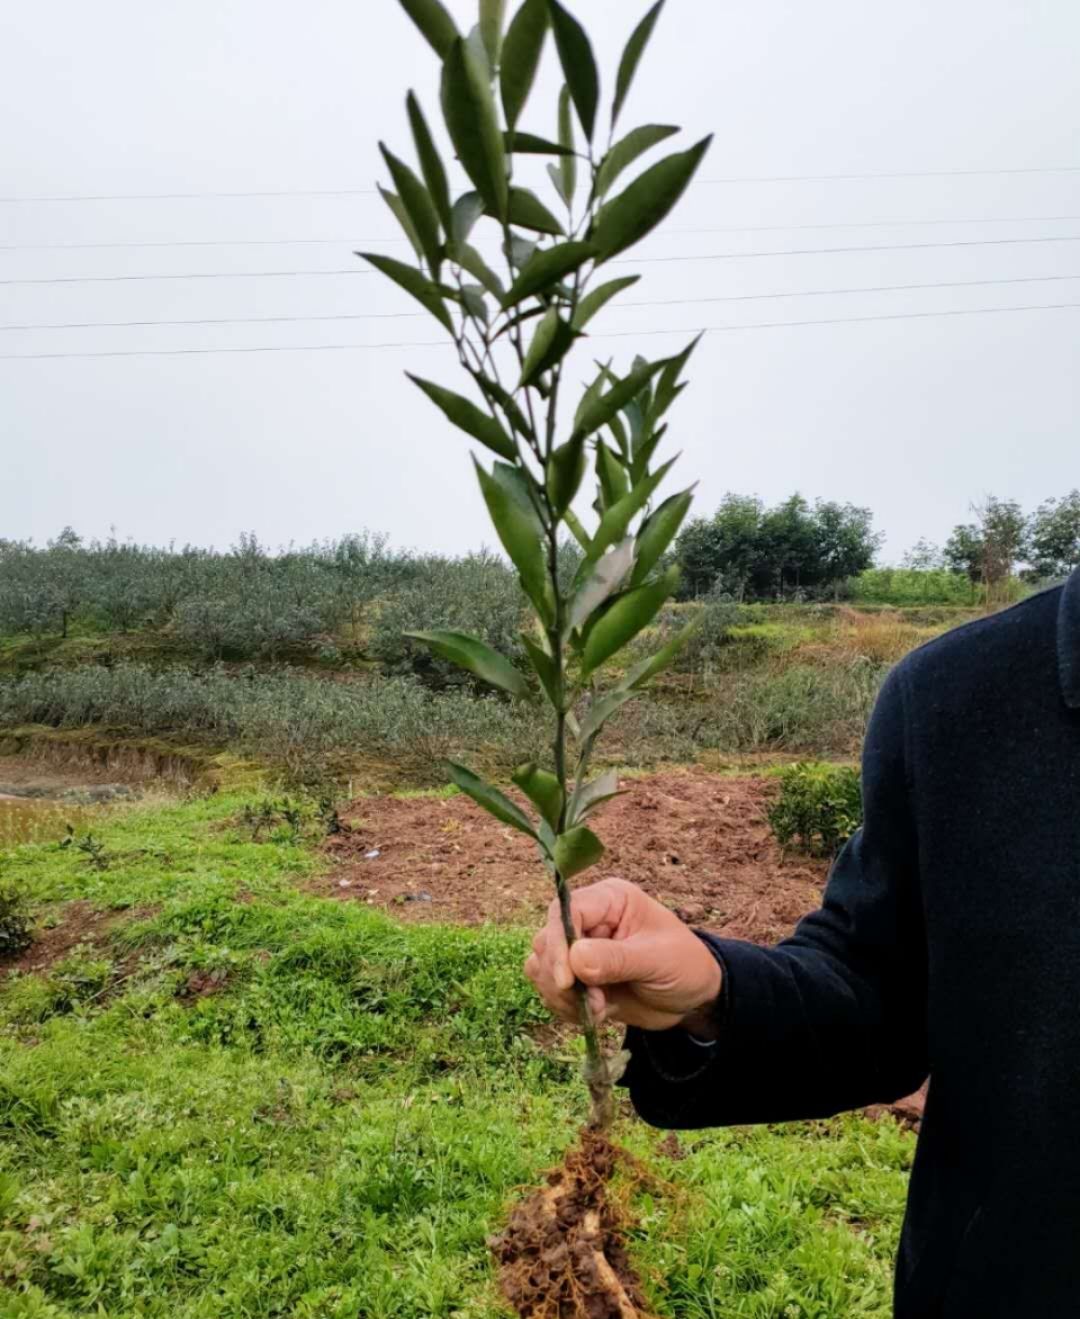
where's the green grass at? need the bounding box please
[0,794,912,1317]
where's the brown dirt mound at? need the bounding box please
[322,772,826,944]
[489,1132,653,1319]
[1,900,115,976]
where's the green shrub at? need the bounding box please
[768,762,863,855]
[0,881,33,958]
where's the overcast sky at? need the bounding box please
[3,0,1078,562]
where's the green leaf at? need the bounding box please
[547,1,599,142]
[572,356,667,440]
[596,442,630,509]
[504,130,575,156]
[378,186,424,262]
[555,85,577,203]
[652,332,702,418]
[358,252,453,332]
[474,458,553,623]
[564,507,592,552]
[584,457,677,566]
[623,614,701,689]
[446,761,539,838]
[578,688,634,742]
[399,0,459,57]
[592,135,712,260]
[595,124,679,198]
[567,769,621,826]
[554,825,604,879]
[441,37,509,219]
[568,537,635,632]
[520,307,576,387]
[480,0,507,66]
[572,276,639,330]
[628,421,667,483]
[505,187,566,236]
[505,232,538,270]
[500,0,548,131]
[581,565,680,677]
[451,192,486,247]
[406,93,453,234]
[630,488,693,586]
[612,0,665,125]
[520,632,561,707]
[461,284,489,322]
[546,434,587,516]
[503,240,595,307]
[512,762,564,831]
[476,373,535,440]
[379,143,442,275]
[406,629,531,697]
[408,374,517,461]
[456,242,506,299]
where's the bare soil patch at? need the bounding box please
[1,900,116,976]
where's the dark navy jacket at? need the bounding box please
[624,571,1080,1317]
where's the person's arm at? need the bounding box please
[623,663,929,1128]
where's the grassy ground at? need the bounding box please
[0,793,912,1318]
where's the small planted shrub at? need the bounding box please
[768,762,863,856]
[0,880,33,958]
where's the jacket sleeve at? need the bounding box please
[622,663,929,1128]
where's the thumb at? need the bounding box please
[570,936,654,988]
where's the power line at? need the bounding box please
[8,213,1080,252]
[6,232,1080,287]
[3,300,1078,360]
[3,164,1080,202]
[6,272,1080,334]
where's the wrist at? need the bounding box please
[677,945,723,1041]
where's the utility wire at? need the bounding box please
[3,300,1078,360]
[3,164,1080,202]
[6,233,1080,287]
[7,213,1080,252]
[6,272,1080,334]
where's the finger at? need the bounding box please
[532,929,547,956]
[586,986,606,1020]
[523,953,540,984]
[570,933,655,988]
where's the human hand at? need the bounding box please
[523,877,723,1034]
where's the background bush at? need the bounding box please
[767,762,863,855]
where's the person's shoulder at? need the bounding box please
[892,583,1063,701]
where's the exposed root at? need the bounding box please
[489,1131,657,1319]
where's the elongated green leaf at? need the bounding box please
[596,124,678,198]
[652,332,702,418]
[630,488,693,586]
[406,93,452,234]
[504,130,574,156]
[596,442,630,509]
[503,240,595,307]
[505,186,565,235]
[358,252,453,331]
[548,0,599,141]
[567,769,621,826]
[520,307,576,386]
[581,565,679,677]
[520,631,561,707]
[512,762,564,831]
[474,458,553,622]
[592,135,712,260]
[564,507,592,552]
[569,537,634,632]
[572,356,667,440]
[612,0,664,125]
[554,825,604,879]
[451,192,486,248]
[546,433,587,516]
[572,276,639,330]
[556,85,577,203]
[505,231,538,270]
[461,284,489,322]
[441,37,508,218]
[408,373,517,460]
[480,0,507,65]
[456,242,505,299]
[399,0,459,56]
[579,688,634,742]
[623,613,701,689]
[379,143,442,274]
[476,372,535,440]
[629,421,667,482]
[447,761,538,837]
[378,186,424,262]
[406,629,531,697]
[500,0,548,130]
[584,457,677,566]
